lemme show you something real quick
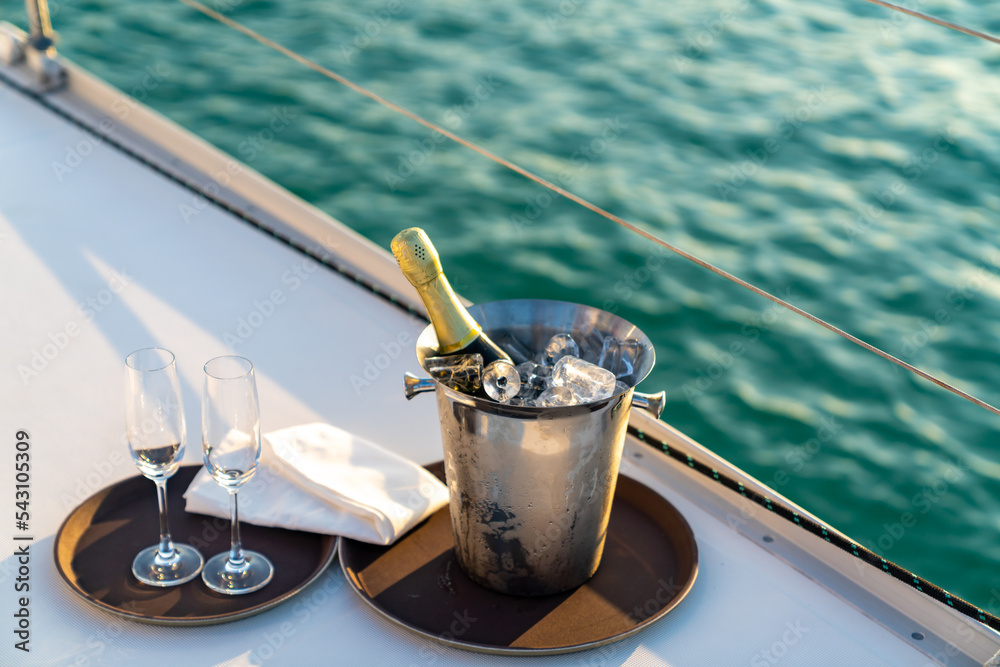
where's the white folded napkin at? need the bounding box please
[183,423,449,545]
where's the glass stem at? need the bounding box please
[155,479,176,560]
[228,490,246,568]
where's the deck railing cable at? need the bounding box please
[176,0,1000,419]
[860,0,1000,45]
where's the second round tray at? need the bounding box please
[340,462,698,655]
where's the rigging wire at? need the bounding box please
[859,0,1000,46]
[176,0,1000,419]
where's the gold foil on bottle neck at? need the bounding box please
[391,228,441,286]
[391,227,482,353]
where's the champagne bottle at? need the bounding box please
[391,227,512,367]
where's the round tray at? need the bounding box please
[54,465,338,626]
[340,462,698,655]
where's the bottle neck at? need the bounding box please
[414,273,482,354]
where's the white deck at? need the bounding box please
[1,52,996,666]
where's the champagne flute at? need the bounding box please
[201,355,273,594]
[125,348,204,586]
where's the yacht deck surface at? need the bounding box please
[0,61,993,666]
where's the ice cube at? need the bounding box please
[577,329,607,365]
[542,333,580,366]
[483,360,521,403]
[599,337,646,379]
[516,361,552,392]
[620,339,646,377]
[614,380,629,395]
[517,384,541,402]
[514,363,541,399]
[534,385,575,407]
[598,337,623,374]
[426,354,483,394]
[551,355,616,403]
[499,333,532,366]
[515,361,536,383]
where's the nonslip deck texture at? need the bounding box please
[631,426,1000,633]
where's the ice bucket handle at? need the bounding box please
[403,372,664,418]
[404,372,437,400]
[630,390,665,419]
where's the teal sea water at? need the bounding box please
[6,0,1000,608]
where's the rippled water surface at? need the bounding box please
[6,0,1000,608]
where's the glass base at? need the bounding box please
[132,543,204,587]
[202,550,274,595]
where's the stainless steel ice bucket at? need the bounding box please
[404,299,664,596]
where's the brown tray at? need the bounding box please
[54,465,337,625]
[340,462,698,655]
